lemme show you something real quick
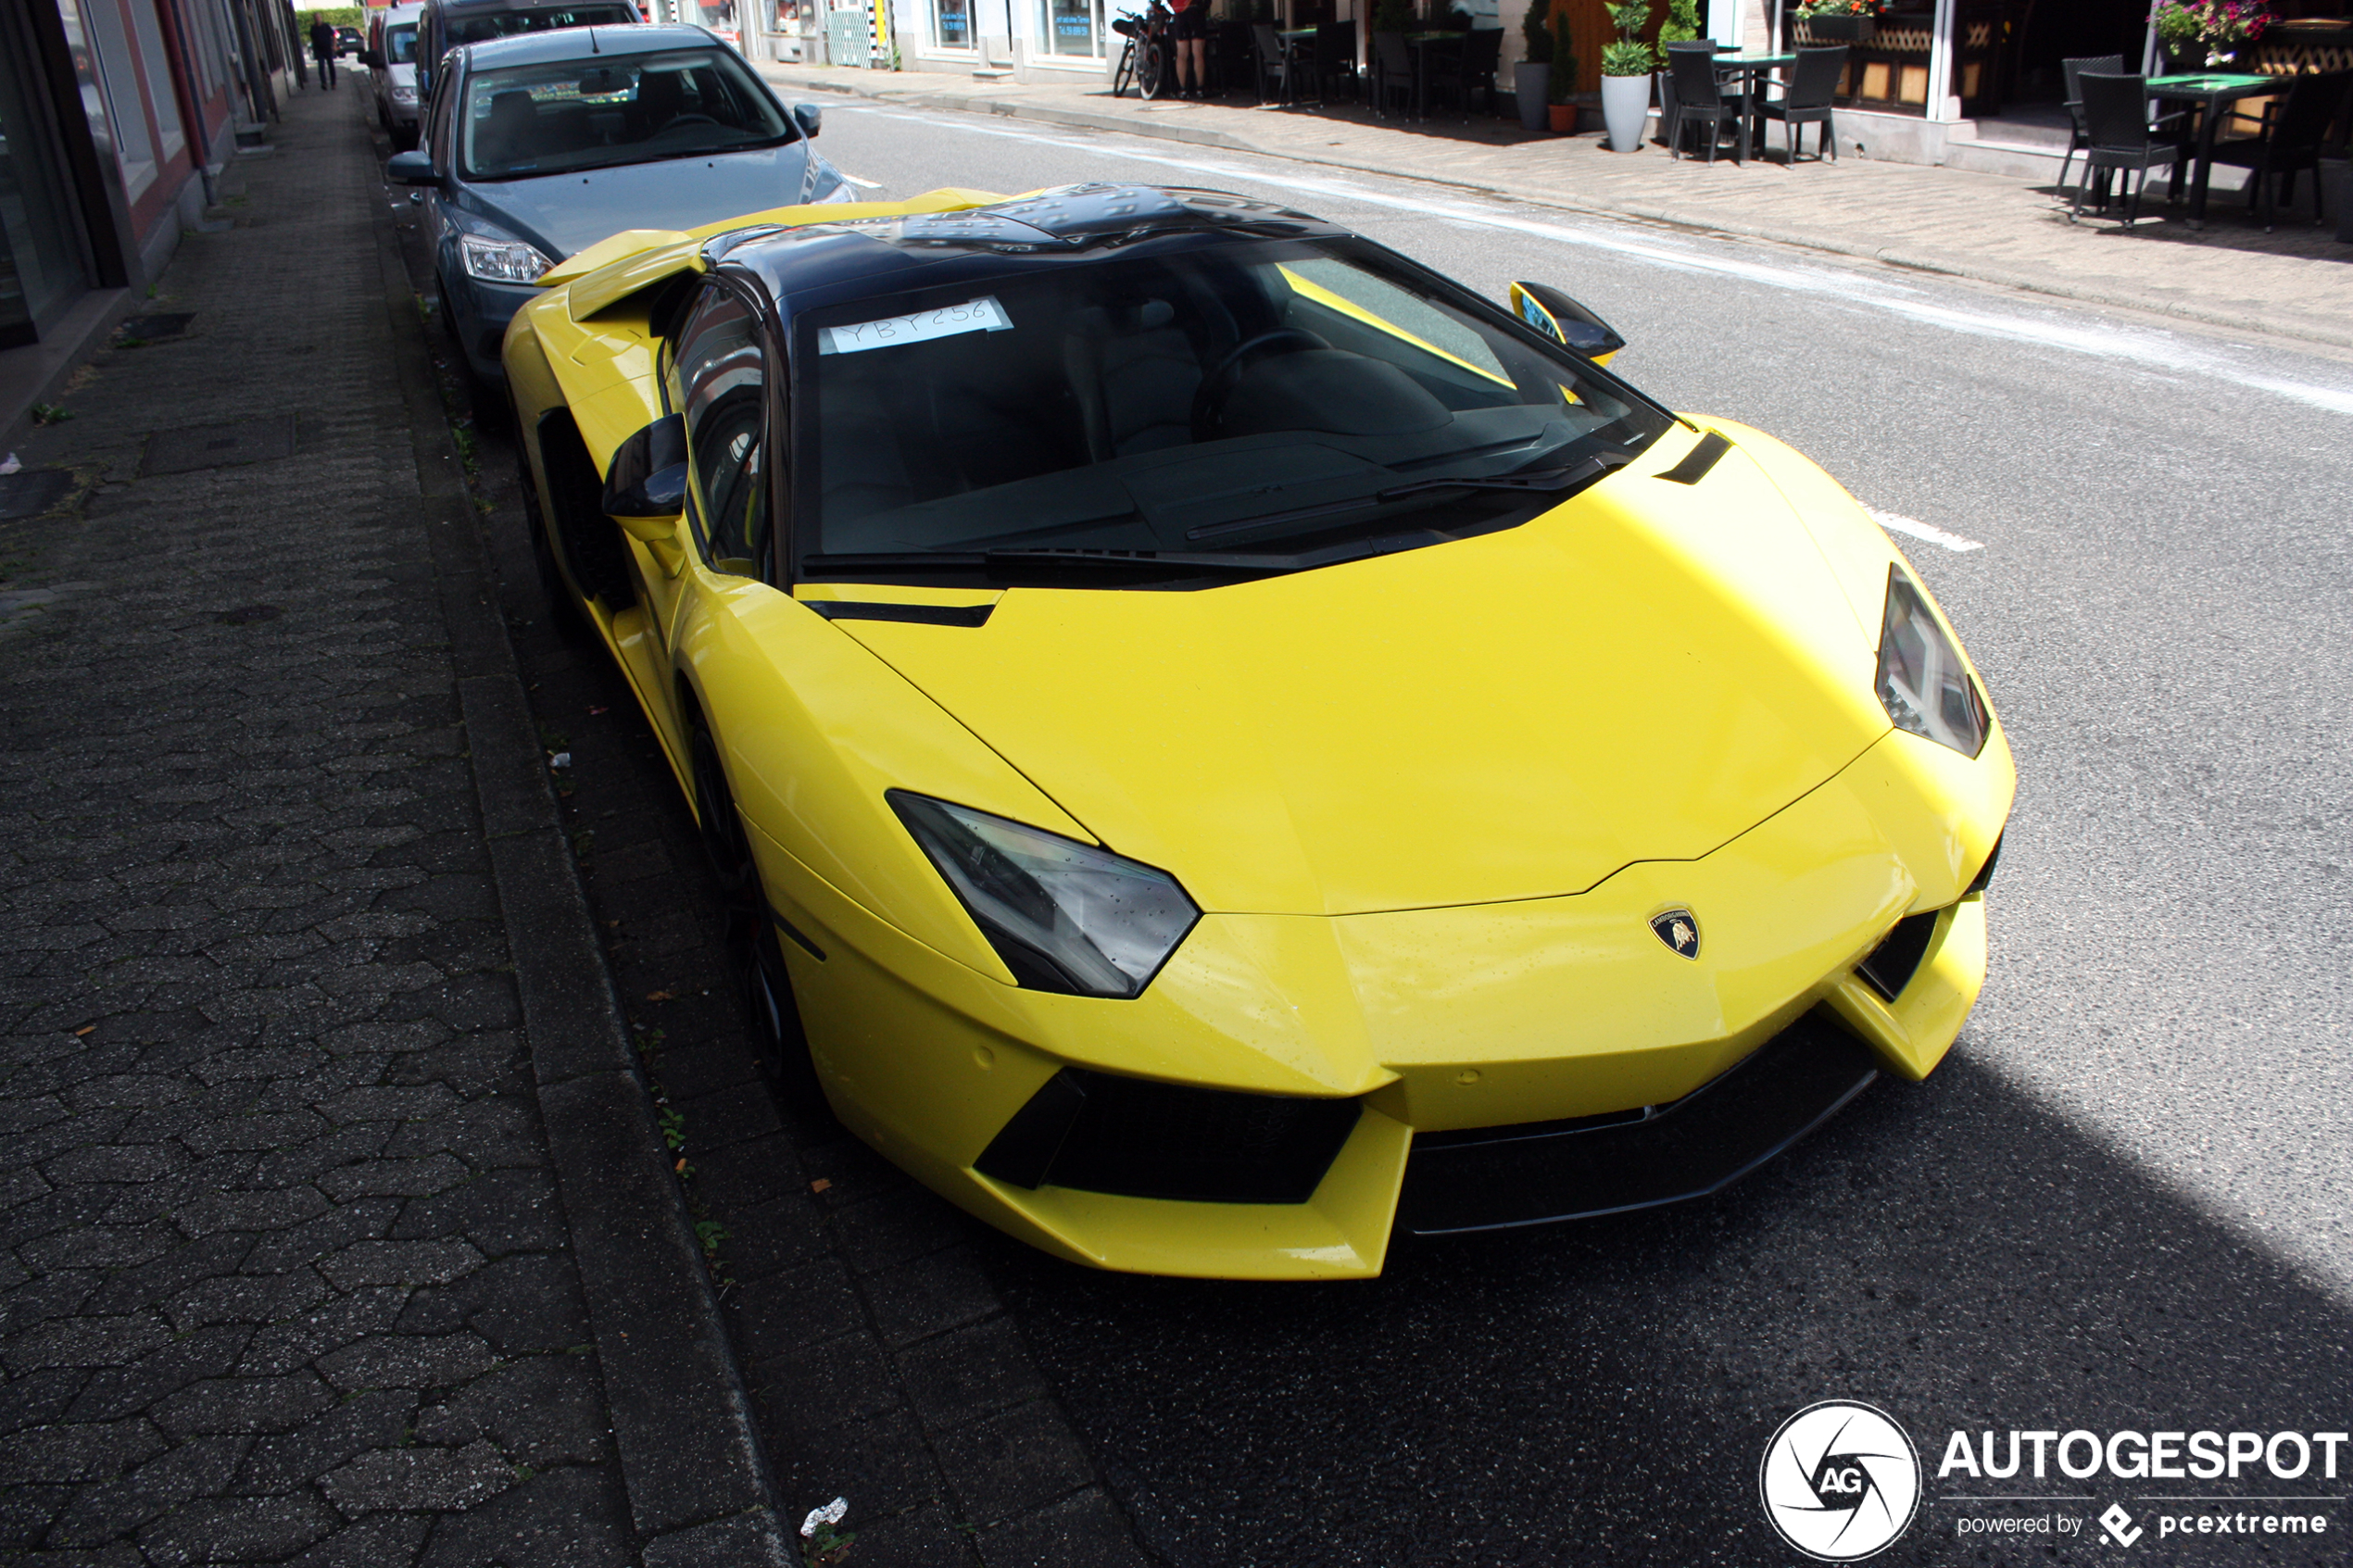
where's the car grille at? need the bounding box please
[976,1067,1361,1205]
[1856,909,1942,1000]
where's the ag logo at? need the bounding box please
[1650,908,1700,959]
[1759,1400,1921,1562]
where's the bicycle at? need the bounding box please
[1111,1,1174,99]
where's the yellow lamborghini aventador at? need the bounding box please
[504,183,2015,1280]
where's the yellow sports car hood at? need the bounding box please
[837,433,1898,917]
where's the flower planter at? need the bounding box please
[1515,62,1550,132]
[1548,101,1574,132]
[1600,71,1650,151]
[1802,14,1876,43]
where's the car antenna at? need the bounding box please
[588,26,600,52]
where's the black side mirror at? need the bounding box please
[385,149,436,185]
[793,103,822,139]
[1508,282,1627,362]
[361,48,384,69]
[602,414,688,539]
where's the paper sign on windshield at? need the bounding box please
[819,296,1013,356]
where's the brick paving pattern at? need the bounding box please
[0,92,638,1566]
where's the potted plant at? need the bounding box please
[1796,0,1880,44]
[1598,1,1654,151]
[1517,0,1553,132]
[2150,0,2276,71]
[1655,0,1698,147]
[1546,5,1579,130]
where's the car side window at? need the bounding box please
[673,284,769,579]
[427,68,458,164]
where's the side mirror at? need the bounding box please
[385,149,437,185]
[360,48,384,69]
[602,414,688,542]
[1508,282,1627,364]
[793,103,822,139]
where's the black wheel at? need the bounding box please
[1113,40,1136,96]
[1138,39,1169,99]
[688,716,829,1115]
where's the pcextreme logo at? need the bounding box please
[1759,1401,1923,1562]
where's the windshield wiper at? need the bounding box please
[1375,449,1633,502]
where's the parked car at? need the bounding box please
[415,0,641,98]
[334,24,364,55]
[363,2,426,150]
[503,182,2017,1280]
[387,24,852,386]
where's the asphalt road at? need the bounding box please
[430,99,2353,1566]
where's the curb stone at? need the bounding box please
[762,66,2353,355]
[363,112,797,1568]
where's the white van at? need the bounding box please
[364,3,428,149]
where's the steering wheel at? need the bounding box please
[1190,329,1329,442]
[650,112,721,135]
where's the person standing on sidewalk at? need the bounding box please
[1170,0,1207,98]
[310,15,339,87]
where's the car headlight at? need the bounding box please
[459,232,553,284]
[889,791,1198,998]
[392,84,418,103]
[1875,565,1987,758]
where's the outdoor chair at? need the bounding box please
[1371,31,1415,119]
[1444,27,1504,117]
[2206,70,2352,230]
[1667,45,1744,163]
[1252,23,1299,105]
[1416,31,1471,117]
[1314,20,1358,101]
[2057,53,2124,190]
[1761,45,1845,161]
[2070,72,2189,226]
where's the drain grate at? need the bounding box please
[142,415,296,477]
[115,312,195,344]
[0,470,76,521]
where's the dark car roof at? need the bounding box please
[456,21,722,69]
[723,184,1344,307]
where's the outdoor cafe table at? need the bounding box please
[2145,72,2276,226]
[1709,52,1794,157]
[1406,31,1462,119]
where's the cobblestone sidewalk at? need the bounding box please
[0,86,782,1568]
[761,62,2353,352]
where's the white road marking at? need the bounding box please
[1869,508,1985,554]
[840,106,2353,421]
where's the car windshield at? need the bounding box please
[796,234,1672,584]
[447,4,638,44]
[459,47,793,180]
[385,22,419,61]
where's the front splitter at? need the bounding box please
[1395,1010,1879,1236]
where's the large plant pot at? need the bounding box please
[1515,62,1550,131]
[1600,71,1650,151]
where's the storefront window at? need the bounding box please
[0,8,94,343]
[935,0,970,48]
[1038,0,1101,56]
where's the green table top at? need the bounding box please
[2145,72,2273,94]
[1716,53,1796,67]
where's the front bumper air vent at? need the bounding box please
[1856,909,1942,1001]
[975,1067,1361,1205]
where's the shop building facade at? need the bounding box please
[3,0,300,419]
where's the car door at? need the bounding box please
[620,276,776,765]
